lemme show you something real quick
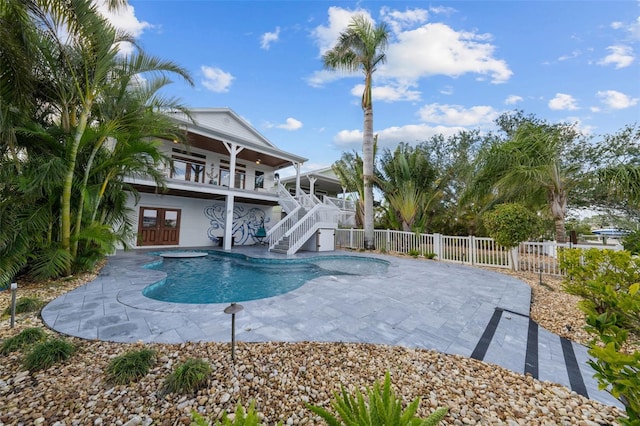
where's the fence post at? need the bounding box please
[511,246,520,271]
[434,233,442,259]
[349,228,354,248]
[470,236,476,265]
[386,229,391,252]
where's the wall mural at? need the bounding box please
[204,203,270,245]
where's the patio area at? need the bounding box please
[40,247,621,408]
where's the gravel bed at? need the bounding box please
[0,261,626,425]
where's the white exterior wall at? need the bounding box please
[126,192,279,248]
[300,228,336,252]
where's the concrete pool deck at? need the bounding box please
[41,247,621,408]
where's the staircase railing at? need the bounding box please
[275,182,299,214]
[266,206,301,249]
[284,204,341,254]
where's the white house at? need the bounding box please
[124,108,349,254]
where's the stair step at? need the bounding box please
[270,248,288,254]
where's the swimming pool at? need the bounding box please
[142,252,389,304]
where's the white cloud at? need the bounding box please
[440,85,454,95]
[597,90,639,109]
[383,23,512,84]
[277,118,303,131]
[380,7,428,33]
[548,93,579,111]
[598,45,635,68]
[505,95,523,105]
[95,0,151,55]
[558,50,581,61]
[311,6,372,56]
[418,103,500,126]
[261,27,280,50]
[333,123,464,149]
[309,7,512,88]
[201,66,234,93]
[350,83,421,102]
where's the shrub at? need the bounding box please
[163,358,211,395]
[3,296,45,316]
[191,401,266,426]
[0,327,47,354]
[105,348,156,385]
[622,230,640,255]
[560,248,640,424]
[307,372,448,426]
[22,338,75,371]
[407,249,420,258]
[424,252,437,260]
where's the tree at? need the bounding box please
[467,112,583,242]
[483,203,541,270]
[0,0,193,283]
[323,14,389,250]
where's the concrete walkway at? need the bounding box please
[41,248,621,408]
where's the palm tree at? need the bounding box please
[467,115,582,243]
[323,14,389,250]
[0,0,193,281]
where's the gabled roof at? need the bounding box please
[166,108,307,168]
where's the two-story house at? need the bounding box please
[124,108,349,254]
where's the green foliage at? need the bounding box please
[22,338,75,371]
[559,248,640,424]
[623,231,640,255]
[483,203,541,249]
[163,358,211,395]
[191,401,270,426]
[105,348,156,385]
[307,372,448,426]
[3,296,45,315]
[0,327,47,354]
[407,249,420,258]
[424,253,437,260]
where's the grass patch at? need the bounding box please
[2,296,45,316]
[105,348,156,385]
[0,327,47,354]
[22,338,75,371]
[163,358,211,395]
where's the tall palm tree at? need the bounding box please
[323,14,389,250]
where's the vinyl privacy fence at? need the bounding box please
[335,228,623,275]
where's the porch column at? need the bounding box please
[308,176,317,198]
[295,162,302,196]
[223,194,235,250]
[222,142,244,189]
[342,186,347,209]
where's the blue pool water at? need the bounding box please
[142,252,389,304]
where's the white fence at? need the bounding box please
[335,229,624,275]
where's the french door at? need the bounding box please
[138,207,181,246]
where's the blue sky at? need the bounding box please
[104,1,639,175]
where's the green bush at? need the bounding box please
[407,249,420,258]
[191,401,267,426]
[622,230,640,255]
[560,248,640,425]
[3,296,45,315]
[0,327,47,354]
[307,372,448,426]
[163,358,211,395]
[22,338,75,371]
[105,348,156,385]
[424,252,437,260]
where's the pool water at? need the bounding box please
[142,253,389,304]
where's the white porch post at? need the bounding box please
[295,162,302,197]
[308,176,317,197]
[221,142,244,250]
[224,194,234,250]
[342,186,347,209]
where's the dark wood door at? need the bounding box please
[138,207,181,246]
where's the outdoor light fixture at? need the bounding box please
[256,158,261,165]
[224,302,244,361]
[10,282,17,328]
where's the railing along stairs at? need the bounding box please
[267,183,341,254]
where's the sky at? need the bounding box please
[102,1,640,176]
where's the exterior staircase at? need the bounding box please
[266,183,353,255]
